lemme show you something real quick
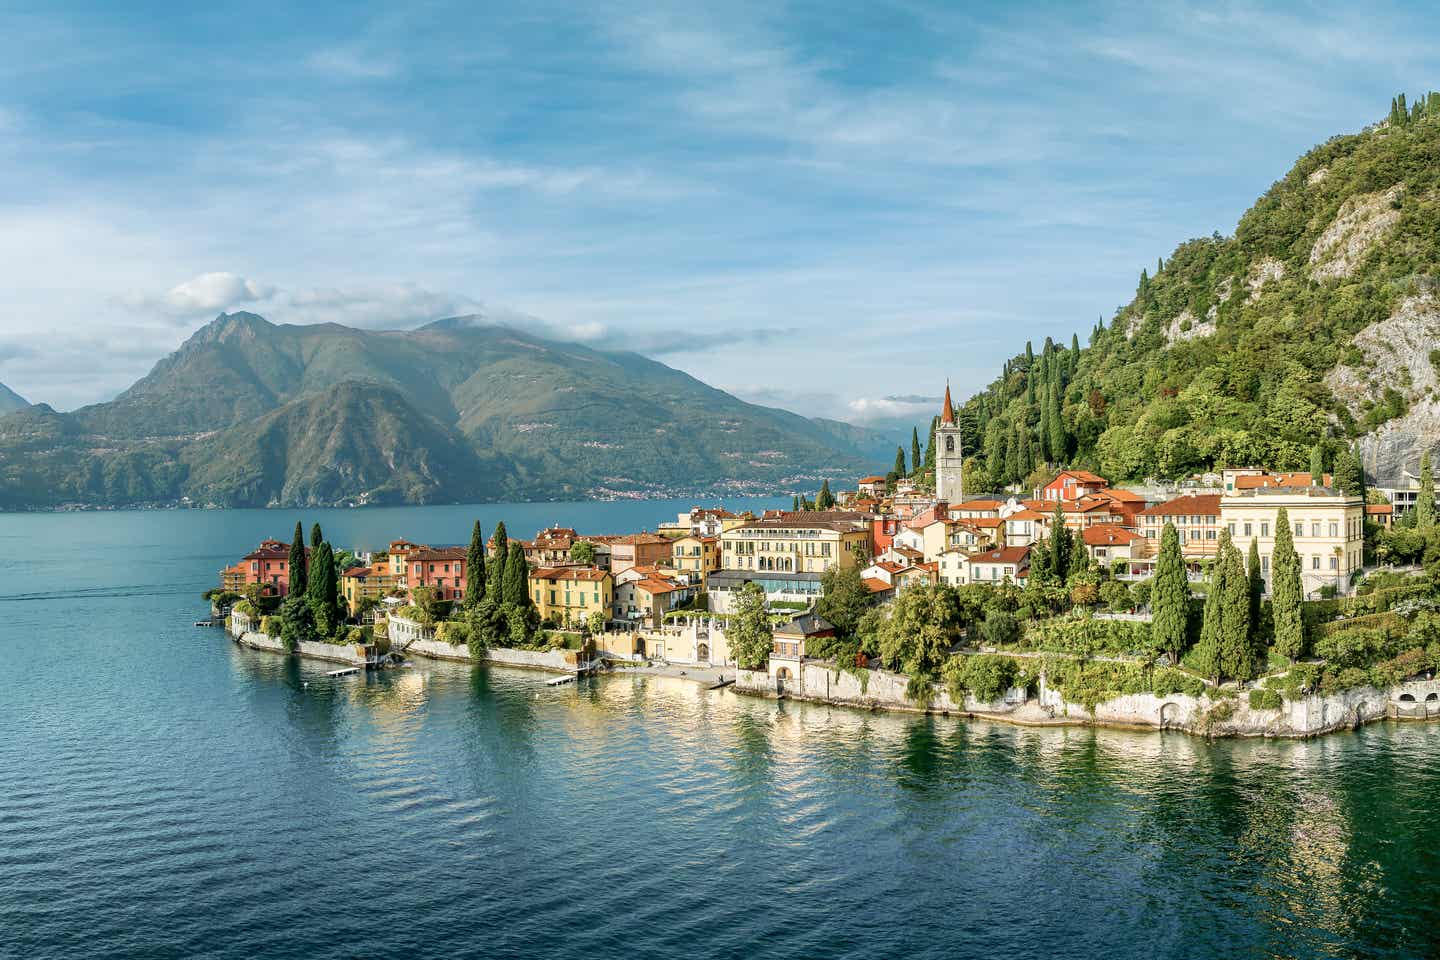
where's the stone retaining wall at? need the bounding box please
[236,631,368,666]
[404,637,590,673]
[735,661,1440,739]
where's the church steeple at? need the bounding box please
[935,380,962,504]
[940,382,954,424]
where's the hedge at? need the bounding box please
[1023,616,1158,658]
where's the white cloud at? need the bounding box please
[846,396,940,424]
[305,49,400,80]
[153,272,274,316]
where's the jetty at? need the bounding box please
[326,667,361,678]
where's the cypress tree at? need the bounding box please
[1247,537,1264,649]
[792,495,800,511]
[1049,505,1070,583]
[1219,541,1252,681]
[894,446,907,478]
[288,521,307,598]
[1271,507,1304,661]
[924,427,936,472]
[503,542,528,607]
[488,522,509,601]
[1309,443,1325,485]
[1417,452,1435,531]
[911,427,922,475]
[1151,523,1190,663]
[1195,533,1229,683]
[1332,445,1363,498]
[1046,383,1066,463]
[464,520,486,608]
[1005,429,1021,486]
[817,479,834,510]
[305,541,337,636]
[310,523,324,551]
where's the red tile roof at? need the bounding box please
[965,546,1030,565]
[531,566,610,582]
[1081,526,1145,546]
[1138,494,1222,517]
[863,577,894,593]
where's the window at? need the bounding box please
[1206,530,1216,540]
[1312,556,1320,570]
[1243,523,1252,537]
[1228,522,1236,536]
[1295,522,1303,537]
[1311,523,1320,537]
[1261,522,1269,537]
[1329,522,1338,538]
[1329,556,1338,570]
[1261,556,1270,574]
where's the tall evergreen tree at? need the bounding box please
[1151,523,1190,663]
[1195,532,1230,683]
[816,479,835,510]
[1332,445,1363,498]
[503,542,529,607]
[894,446,907,478]
[464,520,487,608]
[488,521,509,601]
[911,427,922,475]
[1046,383,1066,463]
[1049,505,1071,583]
[924,425,936,472]
[1247,537,1264,649]
[1309,443,1325,485]
[1271,507,1305,661]
[310,523,324,550]
[288,521,307,598]
[1004,429,1021,486]
[1219,541,1252,681]
[792,495,800,511]
[1417,452,1436,531]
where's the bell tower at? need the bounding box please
[935,382,963,503]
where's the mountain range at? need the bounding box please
[958,92,1440,490]
[0,382,28,415]
[0,314,892,509]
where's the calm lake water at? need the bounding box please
[4,501,1440,959]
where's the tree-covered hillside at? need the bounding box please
[959,92,1440,489]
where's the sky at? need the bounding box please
[0,1,1435,426]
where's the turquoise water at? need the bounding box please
[3,502,1440,959]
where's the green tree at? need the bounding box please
[305,541,340,637]
[1309,443,1325,484]
[569,539,597,565]
[911,427,922,475]
[1219,540,1252,681]
[503,542,529,607]
[1194,539,1228,684]
[466,596,505,653]
[488,522,509,600]
[1150,523,1190,663]
[877,584,959,679]
[1417,452,1436,532]
[278,594,317,651]
[310,523,324,551]
[815,566,873,639]
[727,582,773,669]
[464,520,487,608]
[287,521,307,598]
[1048,505,1071,583]
[816,479,835,511]
[978,609,1020,647]
[1045,382,1066,463]
[1271,506,1305,661]
[1247,537,1264,644]
[1332,445,1363,498]
[894,446,907,478]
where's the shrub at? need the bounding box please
[979,610,1021,648]
[259,615,277,636]
[1024,616,1158,658]
[1248,688,1283,710]
[1100,580,1133,612]
[1151,667,1207,698]
[943,654,1020,705]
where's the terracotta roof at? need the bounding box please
[1365,503,1394,514]
[1081,526,1145,546]
[939,383,955,424]
[531,566,610,582]
[1007,509,1048,522]
[858,475,887,484]
[636,578,685,594]
[1047,469,1107,486]
[965,546,1030,565]
[1138,494,1222,517]
[1092,487,1146,503]
[863,577,894,593]
[871,561,904,574]
[1235,472,1328,490]
[411,546,467,562]
[955,498,1003,510]
[341,566,373,578]
[968,517,1003,528]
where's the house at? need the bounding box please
[656,507,745,539]
[1366,502,1394,530]
[613,566,695,628]
[894,562,937,592]
[958,546,1031,586]
[950,497,1006,521]
[1087,487,1149,525]
[406,546,469,602]
[860,560,906,586]
[236,539,309,596]
[707,570,825,613]
[857,475,888,498]
[219,563,248,593]
[340,559,405,617]
[1135,494,1223,558]
[670,535,720,587]
[1220,486,1365,596]
[519,526,581,566]
[1039,469,1108,502]
[1003,508,1047,547]
[529,567,614,627]
[600,533,674,574]
[1081,525,1147,565]
[871,515,903,555]
[862,577,896,602]
[720,515,869,576]
[1377,467,1440,516]
[771,611,837,659]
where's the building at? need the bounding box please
[1378,466,1440,516]
[602,533,674,574]
[219,563,248,593]
[957,547,1030,586]
[707,570,825,614]
[771,612,837,659]
[1080,525,1147,565]
[670,534,720,587]
[1135,495,1222,558]
[235,539,308,596]
[406,546,469,602]
[1366,502,1394,530]
[1039,469,1108,502]
[614,566,696,628]
[857,475,888,498]
[340,561,405,617]
[935,383,964,503]
[720,515,869,575]
[529,567,614,627]
[520,527,582,567]
[1220,486,1365,596]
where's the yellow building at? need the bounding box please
[1219,486,1365,596]
[720,517,869,575]
[530,566,613,627]
[671,535,720,587]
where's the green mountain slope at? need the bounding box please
[0,313,887,508]
[0,381,29,415]
[961,93,1440,489]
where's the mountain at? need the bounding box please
[0,313,887,508]
[960,92,1440,489]
[0,381,28,414]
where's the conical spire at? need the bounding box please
[940,381,955,424]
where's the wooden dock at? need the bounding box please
[326,667,361,678]
[545,674,577,686]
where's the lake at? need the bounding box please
[3,501,1440,959]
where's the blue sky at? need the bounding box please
[0,1,1433,423]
